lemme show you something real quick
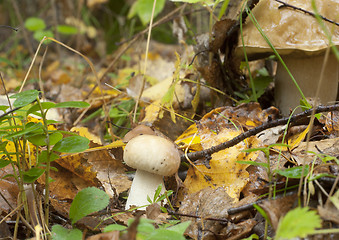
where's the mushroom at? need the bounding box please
[122,124,156,143]
[123,134,181,210]
[235,0,339,116]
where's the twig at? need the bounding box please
[227,190,298,215]
[274,0,339,27]
[181,104,339,162]
[132,0,157,123]
[0,25,18,31]
[167,210,229,223]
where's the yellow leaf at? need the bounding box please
[175,124,202,152]
[142,99,162,123]
[180,104,270,201]
[71,126,102,145]
[184,129,260,200]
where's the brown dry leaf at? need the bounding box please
[324,111,339,136]
[221,218,257,240]
[55,129,128,197]
[50,69,71,84]
[257,193,297,230]
[181,103,276,200]
[56,145,130,197]
[0,165,19,213]
[290,138,339,165]
[42,60,60,79]
[146,203,168,222]
[45,162,96,218]
[142,102,192,140]
[56,153,98,185]
[318,204,339,225]
[273,124,310,152]
[179,187,234,240]
[86,147,131,197]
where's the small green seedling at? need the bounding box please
[24,17,77,43]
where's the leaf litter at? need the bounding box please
[0,1,339,239]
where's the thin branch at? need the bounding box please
[0,25,18,31]
[181,104,339,162]
[274,0,339,27]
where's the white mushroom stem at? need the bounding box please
[125,169,166,210]
[275,53,338,116]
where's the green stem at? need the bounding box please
[36,97,51,227]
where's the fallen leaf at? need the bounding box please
[181,103,274,200]
[179,187,234,240]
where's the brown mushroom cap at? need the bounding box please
[123,135,181,176]
[122,125,156,143]
[235,0,339,59]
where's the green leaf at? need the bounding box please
[167,221,191,235]
[329,189,339,210]
[54,101,90,108]
[38,150,60,163]
[52,136,89,153]
[0,105,9,112]
[237,160,269,169]
[10,90,40,108]
[4,122,43,139]
[252,76,273,99]
[0,160,11,168]
[133,218,155,236]
[104,224,127,232]
[0,141,8,151]
[170,0,213,3]
[56,25,78,35]
[33,29,54,42]
[275,207,322,239]
[23,167,45,183]
[27,102,56,116]
[242,234,259,240]
[69,187,109,224]
[24,17,46,31]
[153,184,162,202]
[146,229,186,240]
[28,132,63,146]
[275,166,309,179]
[253,204,270,225]
[51,225,82,240]
[128,0,166,25]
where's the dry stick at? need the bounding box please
[299,47,332,206]
[274,0,339,27]
[0,25,18,31]
[181,103,339,162]
[167,210,229,223]
[38,47,48,100]
[132,0,157,123]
